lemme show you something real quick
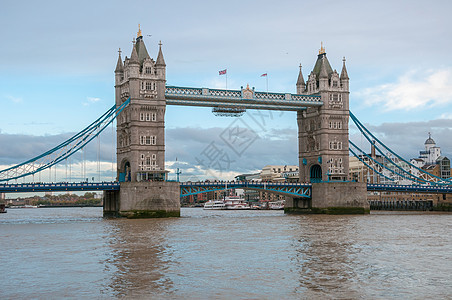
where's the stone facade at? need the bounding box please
[115,32,168,182]
[297,46,350,182]
[106,28,180,218]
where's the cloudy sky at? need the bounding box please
[1,0,452,182]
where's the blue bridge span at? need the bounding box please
[1,182,451,198]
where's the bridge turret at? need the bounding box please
[296,64,306,94]
[128,39,141,99]
[340,57,349,92]
[318,56,329,91]
[155,41,166,100]
[115,49,124,107]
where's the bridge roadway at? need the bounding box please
[1,182,451,196]
[165,86,323,111]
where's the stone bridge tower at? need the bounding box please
[287,44,369,214]
[104,27,180,218]
[297,44,350,183]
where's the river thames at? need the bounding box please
[1,207,451,299]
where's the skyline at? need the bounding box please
[1,0,452,182]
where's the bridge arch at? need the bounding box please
[310,164,322,183]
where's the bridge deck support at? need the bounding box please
[103,190,120,217]
[104,182,180,218]
[285,182,369,214]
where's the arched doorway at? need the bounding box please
[310,164,322,183]
[119,160,131,182]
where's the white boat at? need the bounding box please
[203,200,226,210]
[203,196,251,210]
[224,196,250,210]
[269,200,285,210]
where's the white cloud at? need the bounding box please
[439,112,452,119]
[5,95,23,103]
[83,97,101,106]
[357,68,452,111]
[87,97,100,102]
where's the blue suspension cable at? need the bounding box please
[0,98,130,182]
[349,111,451,185]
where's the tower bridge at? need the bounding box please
[106,28,364,217]
[1,28,451,216]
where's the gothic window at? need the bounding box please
[146,157,151,165]
[329,140,343,150]
[146,136,151,145]
[146,113,151,121]
[152,112,157,122]
[338,122,342,129]
[152,154,156,160]
[332,81,338,87]
[329,93,343,109]
[151,136,156,145]
[145,67,152,74]
[141,82,144,90]
[146,82,152,90]
[140,113,145,121]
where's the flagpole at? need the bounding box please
[266,73,268,95]
[226,72,228,90]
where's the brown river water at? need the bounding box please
[1,207,451,299]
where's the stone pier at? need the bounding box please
[285,182,369,214]
[104,181,180,218]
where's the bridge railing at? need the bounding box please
[165,86,322,104]
[0,181,120,193]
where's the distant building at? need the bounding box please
[418,133,441,164]
[410,133,451,180]
[350,134,451,184]
[260,165,298,182]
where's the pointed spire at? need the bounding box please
[296,64,305,87]
[129,38,139,64]
[340,56,349,79]
[137,24,142,38]
[319,56,328,79]
[115,48,124,73]
[319,41,326,55]
[156,40,166,66]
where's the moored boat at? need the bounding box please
[224,196,250,210]
[203,200,227,210]
[0,203,6,213]
[269,200,285,210]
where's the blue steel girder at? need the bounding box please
[367,183,452,194]
[0,182,120,193]
[180,182,312,198]
[165,86,322,111]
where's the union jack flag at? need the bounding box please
[219,69,227,75]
